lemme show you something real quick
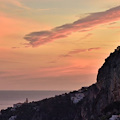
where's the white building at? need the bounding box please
[8,116,17,120]
[71,93,85,104]
[13,103,22,109]
[13,98,28,109]
[109,115,120,120]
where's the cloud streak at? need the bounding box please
[79,33,93,40]
[0,0,30,10]
[10,0,30,10]
[24,6,120,47]
[1,0,50,11]
[60,47,101,57]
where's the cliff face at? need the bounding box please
[97,47,120,102]
[79,47,120,119]
[0,47,120,120]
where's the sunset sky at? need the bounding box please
[1,0,120,90]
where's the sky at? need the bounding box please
[1,0,120,90]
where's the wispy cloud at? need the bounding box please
[88,47,101,51]
[68,49,87,54]
[10,0,30,10]
[24,5,120,47]
[0,0,50,11]
[0,0,30,10]
[108,26,120,29]
[0,71,8,75]
[79,33,93,40]
[60,47,101,57]
[108,22,117,25]
[12,47,20,49]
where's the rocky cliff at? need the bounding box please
[0,47,120,120]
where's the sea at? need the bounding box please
[0,90,68,110]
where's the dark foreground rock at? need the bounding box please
[0,47,120,120]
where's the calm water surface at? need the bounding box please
[0,91,68,110]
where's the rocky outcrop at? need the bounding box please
[97,47,120,102]
[0,46,120,120]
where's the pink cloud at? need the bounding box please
[68,49,87,54]
[24,5,120,47]
[60,47,101,57]
[69,47,101,54]
[108,22,117,25]
[88,47,101,51]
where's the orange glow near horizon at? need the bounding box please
[0,0,120,90]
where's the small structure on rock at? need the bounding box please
[116,46,120,51]
[13,98,28,109]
